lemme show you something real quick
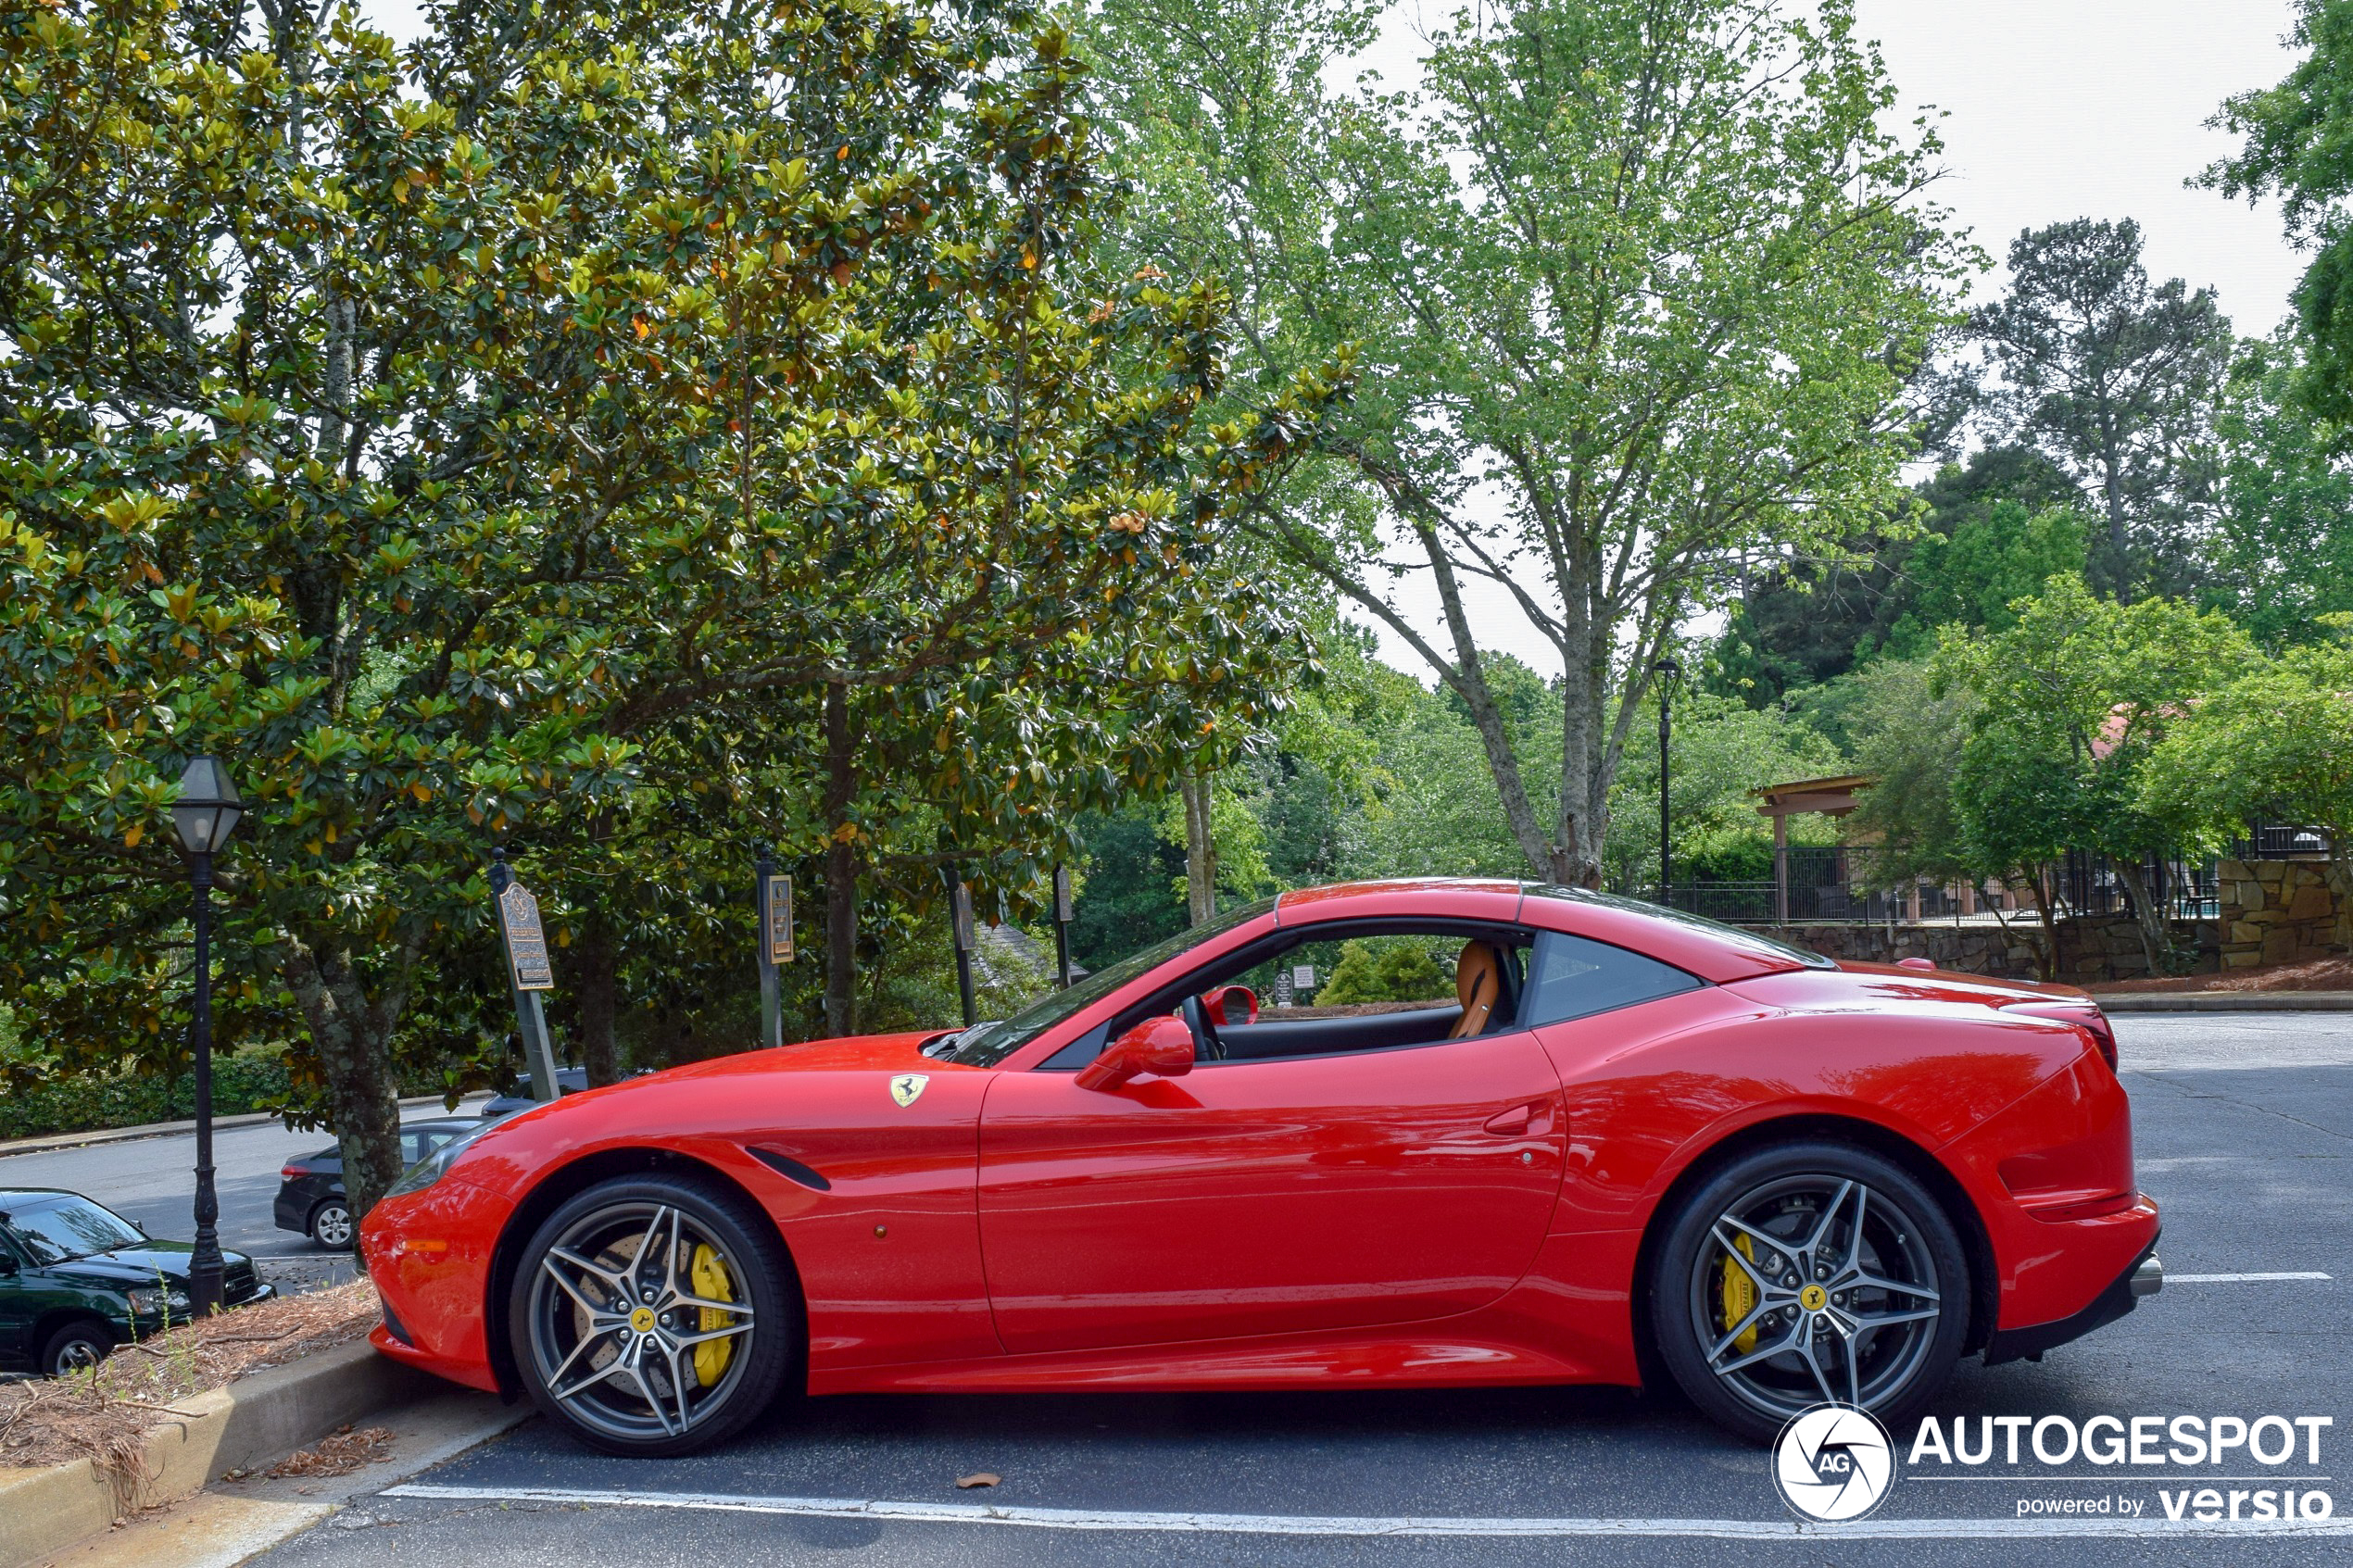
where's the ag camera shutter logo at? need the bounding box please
[1773,1405,1897,1522]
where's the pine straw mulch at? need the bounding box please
[0,1279,378,1480]
[2088,954,2353,994]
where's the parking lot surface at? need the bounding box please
[249,1013,2353,1564]
[0,1101,485,1293]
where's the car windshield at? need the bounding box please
[945,898,1276,1067]
[3,1196,144,1266]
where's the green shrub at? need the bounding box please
[1315,938,1451,1005]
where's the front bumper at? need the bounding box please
[1984,1236,2161,1366]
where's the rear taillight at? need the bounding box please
[2006,1001,2118,1072]
[281,1164,305,1181]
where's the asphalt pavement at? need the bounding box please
[235,1015,2353,1563]
[0,1100,486,1294]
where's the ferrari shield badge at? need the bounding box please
[889,1073,929,1109]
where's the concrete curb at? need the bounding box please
[2094,991,2353,1012]
[0,1340,442,1568]
[0,1094,487,1160]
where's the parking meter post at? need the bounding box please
[755,844,783,1050]
[1051,864,1075,990]
[490,849,562,1102]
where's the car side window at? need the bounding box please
[1518,929,1702,1026]
[399,1132,425,1163]
[1042,925,1538,1071]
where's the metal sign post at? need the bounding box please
[489,849,562,1102]
[1051,864,1075,990]
[949,877,977,1027]
[755,845,791,1049]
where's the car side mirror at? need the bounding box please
[1075,1017,1196,1093]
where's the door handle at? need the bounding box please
[1483,1103,1533,1135]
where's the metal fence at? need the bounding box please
[1650,844,2222,927]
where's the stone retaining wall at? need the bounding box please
[2215,858,2345,968]
[1761,915,2216,985]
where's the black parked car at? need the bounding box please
[273,1118,484,1248]
[0,1189,274,1376]
[480,1066,588,1120]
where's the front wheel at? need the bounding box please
[510,1173,799,1456]
[1649,1140,1971,1443]
[42,1320,113,1378]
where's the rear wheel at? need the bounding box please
[1649,1140,1970,1442]
[509,1174,798,1456]
[42,1319,112,1378]
[308,1199,354,1250]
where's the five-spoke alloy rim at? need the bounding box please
[1686,1174,1943,1422]
[523,1200,757,1444]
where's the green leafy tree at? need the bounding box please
[1936,576,2255,971]
[1085,0,1966,886]
[2140,632,2353,942]
[1968,220,2233,599]
[2205,0,2353,429]
[2202,332,2353,645]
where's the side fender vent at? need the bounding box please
[747,1146,832,1192]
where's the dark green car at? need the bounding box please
[0,1188,275,1376]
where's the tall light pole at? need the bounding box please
[1654,657,1680,908]
[170,756,244,1315]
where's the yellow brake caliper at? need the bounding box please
[1720,1232,1759,1353]
[689,1243,736,1387]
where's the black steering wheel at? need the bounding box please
[1182,994,1226,1062]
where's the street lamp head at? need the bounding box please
[1653,656,1682,679]
[170,756,244,856]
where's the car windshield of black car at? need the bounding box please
[3,1196,143,1266]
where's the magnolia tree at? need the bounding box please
[0,0,1344,1217]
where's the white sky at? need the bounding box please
[1347,0,2310,680]
[359,0,2310,682]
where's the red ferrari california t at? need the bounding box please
[361,879,2160,1454]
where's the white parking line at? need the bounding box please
[2166,1272,2333,1283]
[380,1484,2353,1538]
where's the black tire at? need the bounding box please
[308,1199,355,1250]
[1649,1139,1971,1443]
[41,1319,113,1378]
[508,1173,799,1457]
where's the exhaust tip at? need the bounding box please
[2131,1254,2164,1298]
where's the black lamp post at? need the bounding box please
[170,756,244,1317]
[1654,657,1680,908]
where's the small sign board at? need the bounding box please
[499,880,555,991]
[763,874,794,964]
[1273,970,1294,1009]
[951,882,975,952]
[1292,963,1316,992]
[1052,865,1074,924]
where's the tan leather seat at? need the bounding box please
[1451,941,1503,1037]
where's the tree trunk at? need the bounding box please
[1178,772,1216,924]
[573,905,621,1086]
[2108,857,2172,976]
[2030,866,2060,983]
[823,681,858,1036]
[280,933,408,1224]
